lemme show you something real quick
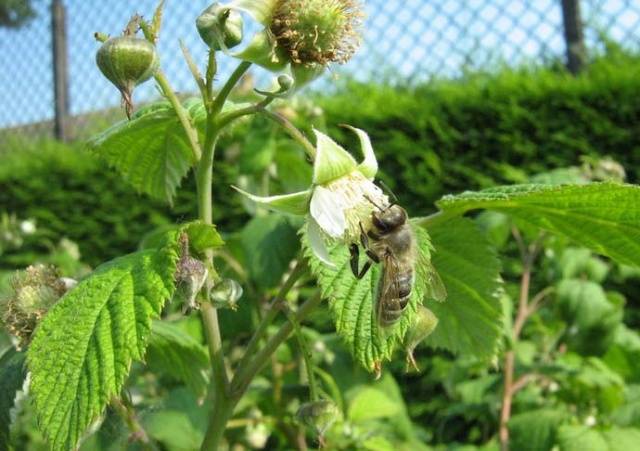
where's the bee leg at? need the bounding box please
[349,243,360,278]
[365,249,380,263]
[356,260,373,279]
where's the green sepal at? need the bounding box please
[233,186,311,215]
[291,63,325,88]
[312,130,358,185]
[232,30,288,72]
[228,0,277,25]
[343,125,378,179]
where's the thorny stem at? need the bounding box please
[154,70,202,162]
[499,232,544,451]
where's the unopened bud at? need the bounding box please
[405,306,438,371]
[1,265,70,349]
[196,3,244,51]
[96,36,159,118]
[296,399,340,439]
[210,278,243,310]
[175,234,208,314]
[277,74,294,91]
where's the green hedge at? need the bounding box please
[2,53,640,264]
[0,140,244,267]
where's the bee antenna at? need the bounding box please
[364,194,385,211]
[375,179,398,206]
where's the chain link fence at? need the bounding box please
[1,0,639,142]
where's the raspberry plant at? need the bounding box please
[1,2,640,450]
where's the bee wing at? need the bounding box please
[424,261,447,302]
[381,253,403,299]
[376,253,404,324]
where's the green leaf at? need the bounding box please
[436,183,640,267]
[348,387,400,422]
[241,215,300,289]
[509,409,567,451]
[303,223,435,372]
[425,217,503,358]
[142,387,207,451]
[0,348,26,451]
[146,320,209,397]
[183,221,224,256]
[27,237,180,450]
[139,221,223,255]
[557,426,640,451]
[88,101,201,204]
[556,279,622,356]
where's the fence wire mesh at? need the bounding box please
[0,0,639,141]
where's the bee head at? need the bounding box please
[371,204,407,233]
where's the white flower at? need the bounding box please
[20,220,36,235]
[234,126,385,267]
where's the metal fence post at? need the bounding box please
[561,0,586,74]
[51,0,70,141]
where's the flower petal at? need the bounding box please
[232,186,311,215]
[227,0,277,25]
[312,129,358,185]
[341,125,378,179]
[310,186,346,238]
[231,30,289,71]
[307,217,336,268]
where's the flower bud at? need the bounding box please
[1,265,69,349]
[296,399,340,439]
[277,74,294,91]
[210,278,243,310]
[174,234,208,314]
[96,36,159,118]
[196,3,244,51]
[405,306,438,371]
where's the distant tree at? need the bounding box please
[0,0,35,28]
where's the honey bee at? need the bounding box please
[349,200,446,327]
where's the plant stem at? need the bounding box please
[235,259,308,374]
[283,305,319,401]
[260,109,317,158]
[499,234,541,451]
[154,70,202,161]
[231,291,323,395]
[111,397,156,451]
[200,291,323,450]
[211,60,251,115]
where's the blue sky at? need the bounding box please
[0,0,638,128]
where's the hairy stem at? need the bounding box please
[154,70,202,161]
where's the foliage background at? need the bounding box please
[2,41,640,451]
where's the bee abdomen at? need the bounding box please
[380,269,413,326]
[396,270,413,299]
